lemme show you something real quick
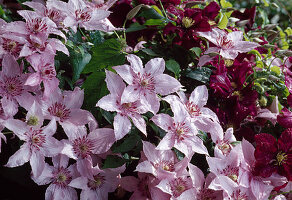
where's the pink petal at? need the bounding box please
[105,70,125,96]
[121,85,140,104]
[43,78,60,98]
[63,87,84,109]
[3,119,28,140]
[142,92,160,114]
[2,54,21,77]
[131,113,147,136]
[113,114,131,140]
[113,64,134,85]
[188,163,204,189]
[120,176,139,192]
[96,94,119,112]
[6,143,31,167]
[15,91,36,111]
[69,109,93,126]
[61,122,87,140]
[145,57,165,75]
[234,41,260,53]
[135,160,156,175]
[154,74,182,95]
[156,133,175,150]
[198,55,214,67]
[25,73,41,86]
[189,85,208,108]
[220,49,239,59]
[127,54,144,74]
[30,151,45,177]
[227,31,243,42]
[151,113,174,132]
[69,176,88,190]
[1,97,18,117]
[43,119,57,136]
[52,154,69,168]
[88,128,116,154]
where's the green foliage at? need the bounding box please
[103,155,125,169]
[165,59,181,78]
[83,39,125,73]
[185,67,213,84]
[113,133,141,153]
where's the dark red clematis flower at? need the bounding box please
[231,6,256,32]
[109,0,133,27]
[254,130,292,181]
[277,108,292,128]
[202,1,220,20]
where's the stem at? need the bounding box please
[78,27,90,42]
[3,131,13,135]
[122,19,127,40]
[158,0,168,19]
[113,30,121,40]
[275,0,292,24]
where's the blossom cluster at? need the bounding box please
[0,0,291,200]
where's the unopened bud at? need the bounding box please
[253,38,264,43]
[236,19,250,27]
[259,96,268,107]
[126,4,144,20]
[263,24,278,30]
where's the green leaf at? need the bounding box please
[99,109,115,125]
[285,27,292,36]
[141,48,159,56]
[82,71,108,110]
[218,13,228,29]
[277,26,289,50]
[71,52,91,82]
[190,47,202,57]
[83,39,125,73]
[220,0,232,8]
[166,59,181,78]
[103,155,125,169]
[89,30,104,45]
[270,66,281,76]
[249,49,262,59]
[138,6,164,19]
[113,134,141,153]
[126,22,146,33]
[144,19,167,26]
[185,67,212,83]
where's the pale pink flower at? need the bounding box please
[255,96,279,125]
[61,125,115,177]
[69,163,125,200]
[32,154,79,200]
[121,173,171,200]
[85,0,117,10]
[0,54,35,116]
[135,141,189,180]
[156,175,193,199]
[23,1,66,28]
[97,70,147,140]
[50,0,118,33]
[25,53,59,98]
[197,28,260,66]
[163,85,221,141]
[152,103,208,158]
[41,87,97,137]
[214,127,237,158]
[4,119,63,177]
[114,54,182,114]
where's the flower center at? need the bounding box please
[182,17,195,28]
[25,128,46,151]
[121,102,138,113]
[220,165,239,182]
[52,167,72,188]
[217,141,232,155]
[0,76,23,98]
[173,122,190,140]
[75,9,92,22]
[154,160,175,172]
[276,152,288,166]
[40,64,56,80]
[170,177,190,198]
[72,136,94,159]
[217,35,234,50]
[185,101,201,117]
[231,189,248,200]
[27,116,39,126]
[26,18,48,34]
[2,39,21,57]
[48,102,71,122]
[44,9,61,24]
[87,174,105,190]
[134,72,155,93]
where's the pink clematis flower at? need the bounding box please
[0,54,35,116]
[163,85,221,141]
[41,87,97,137]
[69,163,125,200]
[197,28,260,66]
[214,127,237,159]
[121,173,171,200]
[151,103,208,158]
[3,119,63,177]
[61,125,115,177]
[25,53,59,98]
[97,70,147,140]
[114,54,182,114]
[135,141,189,180]
[32,154,79,200]
[49,0,118,33]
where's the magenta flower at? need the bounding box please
[32,154,79,200]
[4,119,63,177]
[114,54,182,114]
[0,54,35,116]
[197,28,259,66]
[135,141,189,180]
[97,70,147,140]
[152,103,208,158]
[25,53,59,98]
[69,163,125,200]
